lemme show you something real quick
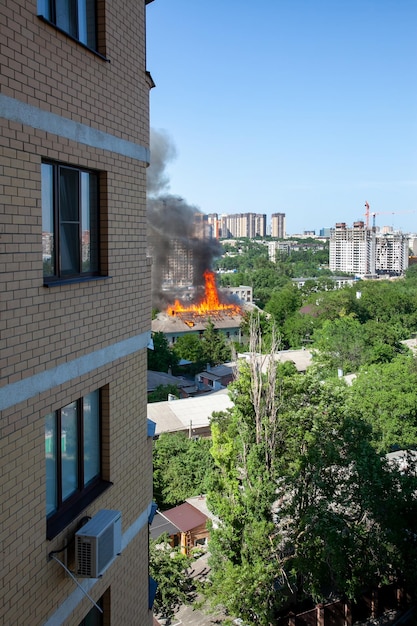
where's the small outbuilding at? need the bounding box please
[151,501,209,555]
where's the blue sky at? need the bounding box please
[147,1,417,235]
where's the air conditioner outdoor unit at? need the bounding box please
[75,509,122,578]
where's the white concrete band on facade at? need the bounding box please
[0,330,151,411]
[0,94,150,164]
[42,503,153,626]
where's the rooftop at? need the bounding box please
[147,388,233,435]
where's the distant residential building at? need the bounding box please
[330,222,409,276]
[224,285,253,303]
[267,240,290,261]
[152,212,215,288]
[292,276,355,290]
[207,213,221,239]
[267,239,325,262]
[375,233,409,276]
[329,222,372,275]
[271,213,286,238]
[220,213,267,238]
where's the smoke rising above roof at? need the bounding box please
[147,129,222,309]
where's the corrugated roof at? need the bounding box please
[237,349,313,373]
[162,502,208,532]
[147,370,189,392]
[147,388,233,435]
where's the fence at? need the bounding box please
[277,585,412,626]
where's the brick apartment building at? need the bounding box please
[1,1,154,624]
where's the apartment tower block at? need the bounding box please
[271,212,286,239]
[1,1,154,624]
[329,221,409,277]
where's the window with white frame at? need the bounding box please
[42,162,100,283]
[38,0,98,50]
[45,389,110,538]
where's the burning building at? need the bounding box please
[151,270,248,345]
[147,130,225,310]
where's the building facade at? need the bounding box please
[1,2,154,624]
[220,212,267,238]
[375,233,409,276]
[330,222,409,277]
[271,213,286,238]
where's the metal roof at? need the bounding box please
[147,388,233,435]
[162,502,208,533]
[150,512,181,540]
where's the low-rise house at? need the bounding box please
[151,501,209,555]
[196,363,235,390]
[147,370,196,398]
[147,388,234,437]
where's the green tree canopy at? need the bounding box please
[200,320,232,366]
[148,331,179,373]
[203,327,417,622]
[153,432,215,509]
[264,285,302,328]
[348,354,417,453]
[173,333,206,364]
[149,534,191,619]
[312,316,365,375]
[148,384,179,403]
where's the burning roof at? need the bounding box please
[167,270,241,324]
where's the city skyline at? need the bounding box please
[147,1,417,235]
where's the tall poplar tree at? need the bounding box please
[204,319,417,624]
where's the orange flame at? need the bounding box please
[168,270,241,317]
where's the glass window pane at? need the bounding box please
[81,172,99,273]
[60,222,80,274]
[79,598,103,626]
[60,168,79,222]
[55,0,77,38]
[78,0,97,49]
[45,412,57,515]
[83,391,100,484]
[61,401,78,501]
[37,0,51,20]
[42,163,55,277]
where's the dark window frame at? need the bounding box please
[42,161,102,285]
[37,0,108,59]
[46,390,111,540]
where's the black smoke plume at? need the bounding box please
[147,129,222,309]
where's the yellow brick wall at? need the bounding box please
[0,0,154,623]
[1,1,150,144]
[0,124,151,386]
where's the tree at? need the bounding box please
[148,331,178,372]
[312,316,366,374]
[148,384,180,403]
[149,534,191,620]
[173,333,205,364]
[264,285,302,328]
[203,318,417,622]
[200,320,232,366]
[153,432,215,509]
[405,263,417,282]
[348,354,417,453]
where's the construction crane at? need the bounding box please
[363,202,415,229]
[364,201,370,228]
